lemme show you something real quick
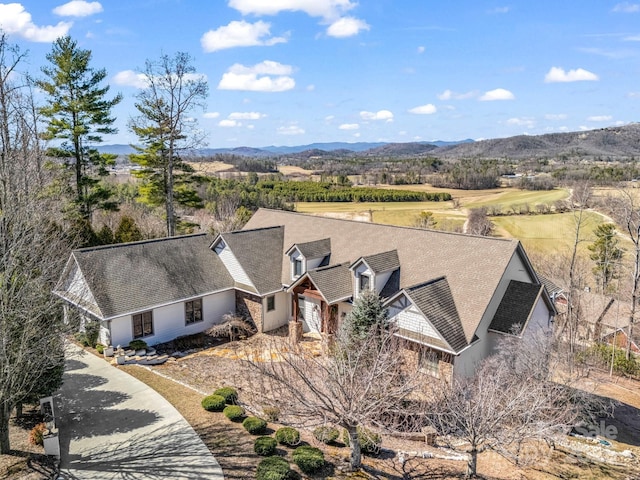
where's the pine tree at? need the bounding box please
[129,52,207,236]
[588,223,624,294]
[344,289,388,338]
[37,36,122,221]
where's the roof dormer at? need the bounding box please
[285,238,331,281]
[349,250,400,298]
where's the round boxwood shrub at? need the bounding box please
[256,456,291,480]
[313,426,340,444]
[201,394,226,412]
[213,386,238,404]
[254,436,277,456]
[343,427,382,455]
[293,445,325,474]
[223,405,245,421]
[129,339,147,351]
[275,427,300,446]
[243,416,267,435]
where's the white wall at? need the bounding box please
[263,291,290,332]
[108,290,236,347]
[393,306,442,340]
[217,243,255,288]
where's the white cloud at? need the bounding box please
[544,67,599,83]
[545,113,568,120]
[219,119,241,127]
[324,115,335,121]
[408,103,437,114]
[507,117,535,128]
[228,0,357,19]
[327,16,369,37]
[228,111,266,120]
[53,1,102,17]
[360,110,393,121]
[353,132,361,138]
[278,125,305,135]
[306,84,315,91]
[479,88,515,101]
[218,61,295,92]
[201,20,287,52]
[587,115,613,122]
[628,92,640,98]
[613,2,640,12]
[417,46,425,54]
[113,70,149,88]
[203,112,220,119]
[489,6,510,13]
[437,89,476,100]
[0,3,71,42]
[339,123,359,130]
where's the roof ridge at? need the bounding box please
[74,233,208,253]
[405,276,447,291]
[255,208,518,243]
[225,225,283,236]
[310,262,350,273]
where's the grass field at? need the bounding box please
[294,186,613,256]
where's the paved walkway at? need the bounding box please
[55,344,224,479]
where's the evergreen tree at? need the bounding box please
[37,36,122,221]
[344,289,388,338]
[114,215,143,243]
[129,52,208,236]
[588,223,624,294]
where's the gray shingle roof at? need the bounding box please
[244,209,523,342]
[306,263,353,304]
[353,250,400,273]
[294,238,331,259]
[220,226,284,295]
[405,277,468,353]
[489,280,543,335]
[57,234,234,319]
[538,274,563,296]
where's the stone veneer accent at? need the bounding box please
[236,290,263,332]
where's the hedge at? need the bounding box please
[213,386,238,404]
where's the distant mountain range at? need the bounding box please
[96,124,640,160]
[96,139,473,157]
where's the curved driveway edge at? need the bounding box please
[55,344,224,479]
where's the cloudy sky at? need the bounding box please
[1,1,639,148]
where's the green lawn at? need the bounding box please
[493,211,605,253]
[464,188,569,211]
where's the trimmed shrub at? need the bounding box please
[314,426,340,444]
[223,405,245,421]
[275,427,300,446]
[129,339,147,351]
[256,456,291,480]
[243,416,267,435]
[201,394,226,412]
[95,344,105,354]
[262,405,280,422]
[214,386,238,404]
[254,436,277,456]
[343,427,382,455]
[74,332,90,347]
[29,423,48,446]
[293,445,325,474]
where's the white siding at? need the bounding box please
[374,271,392,294]
[394,307,442,340]
[263,291,289,332]
[217,244,255,288]
[108,290,236,347]
[67,263,100,313]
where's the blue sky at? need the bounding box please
[1,1,639,148]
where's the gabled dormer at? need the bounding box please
[285,238,331,282]
[349,250,400,298]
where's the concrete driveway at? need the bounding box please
[55,344,224,479]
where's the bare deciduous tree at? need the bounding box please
[425,330,610,478]
[466,207,494,236]
[0,35,72,453]
[244,296,424,471]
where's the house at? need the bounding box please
[54,208,556,377]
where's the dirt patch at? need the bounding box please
[0,405,57,480]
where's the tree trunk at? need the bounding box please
[15,402,22,418]
[466,448,478,478]
[0,400,11,454]
[346,425,362,471]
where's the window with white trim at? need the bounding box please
[185,298,203,325]
[133,311,153,338]
[359,274,371,292]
